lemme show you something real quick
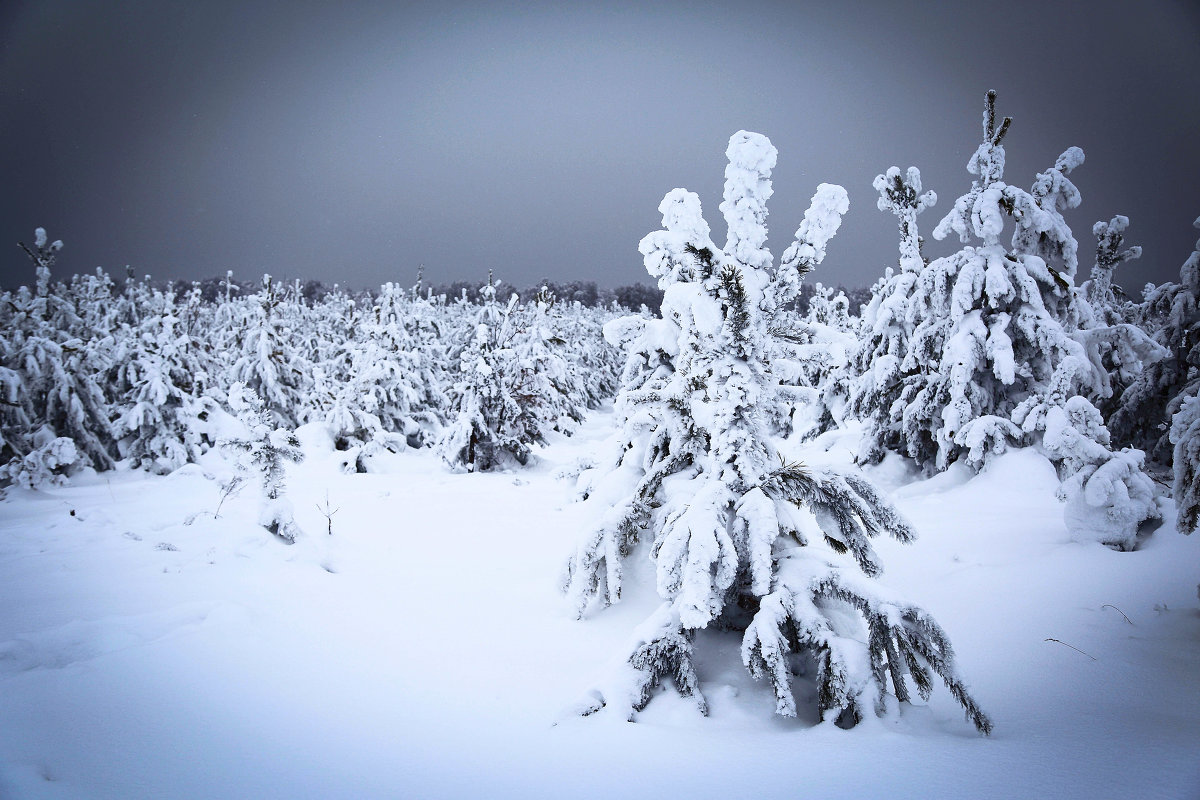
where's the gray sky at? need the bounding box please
[2,0,1198,293]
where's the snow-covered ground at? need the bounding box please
[0,409,1197,800]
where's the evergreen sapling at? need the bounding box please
[563,131,991,733]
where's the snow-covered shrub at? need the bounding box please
[770,282,860,440]
[563,131,990,733]
[1109,216,1199,534]
[221,382,305,542]
[0,435,80,489]
[506,287,588,434]
[1041,397,1157,550]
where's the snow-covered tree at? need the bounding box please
[1110,217,1200,533]
[222,382,305,542]
[111,289,209,473]
[0,435,78,489]
[1110,217,1200,466]
[1172,392,1200,534]
[1075,217,1165,420]
[849,166,937,461]
[436,276,539,471]
[506,287,589,434]
[769,282,859,440]
[228,275,308,427]
[563,131,991,733]
[1,230,114,471]
[860,92,1157,548]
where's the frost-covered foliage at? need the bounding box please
[435,277,620,473]
[228,275,307,428]
[110,288,210,474]
[221,382,305,543]
[1041,397,1156,551]
[852,93,1158,549]
[0,241,623,482]
[563,132,990,733]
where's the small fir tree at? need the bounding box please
[849,166,937,461]
[563,131,991,733]
[222,382,305,543]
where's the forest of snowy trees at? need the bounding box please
[1,92,1197,734]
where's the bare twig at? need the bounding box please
[214,476,245,519]
[1101,604,1134,625]
[1044,638,1097,661]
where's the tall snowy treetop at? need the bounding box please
[873,166,936,216]
[780,184,850,279]
[639,189,716,288]
[1030,147,1084,214]
[1054,146,1085,178]
[657,189,711,242]
[1092,215,1142,268]
[966,90,1011,187]
[721,130,777,273]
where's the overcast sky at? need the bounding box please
[2,0,1198,293]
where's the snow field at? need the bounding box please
[0,412,1197,799]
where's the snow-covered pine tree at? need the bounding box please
[222,382,305,542]
[1110,217,1200,467]
[870,92,1157,549]
[228,275,307,428]
[1,230,114,473]
[1172,392,1200,534]
[373,281,448,442]
[849,166,937,461]
[111,288,207,473]
[506,286,588,435]
[1075,217,1165,421]
[436,274,540,471]
[563,131,991,733]
[1109,217,1200,533]
[1084,216,1142,324]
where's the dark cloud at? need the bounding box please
[3,0,1198,292]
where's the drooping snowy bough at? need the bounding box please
[563,132,991,734]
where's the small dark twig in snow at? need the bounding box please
[214,476,245,519]
[1044,638,1097,660]
[1101,604,1134,625]
[317,491,340,535]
